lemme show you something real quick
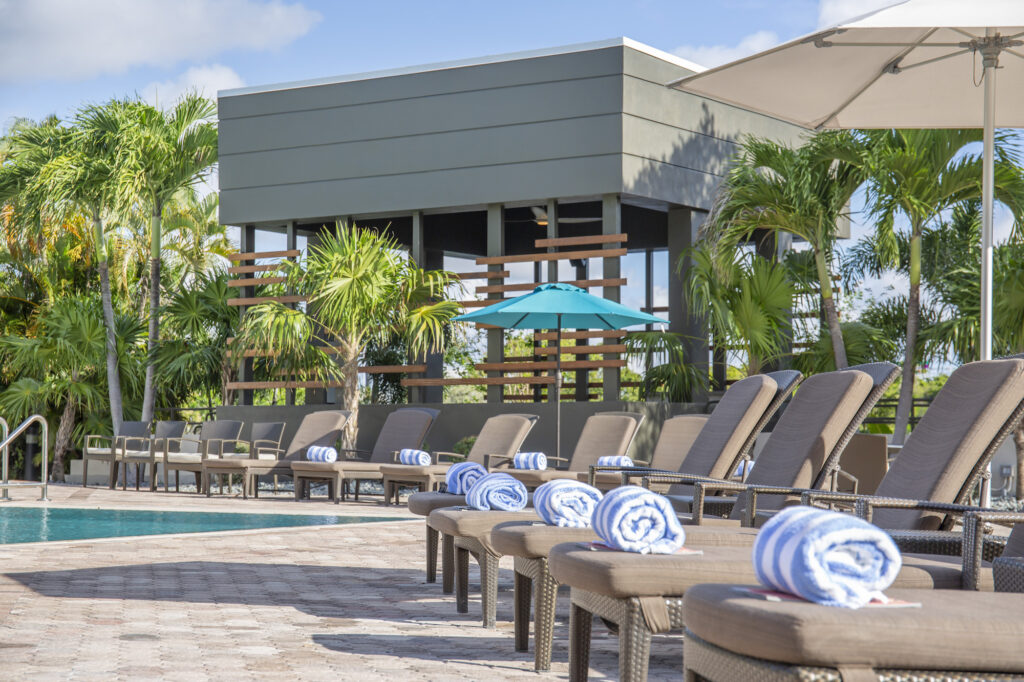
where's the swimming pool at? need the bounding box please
[0,507,396,544]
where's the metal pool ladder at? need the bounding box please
[0,414,49,502]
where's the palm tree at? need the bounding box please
[704,131,868,370]
[162,190,233,287]
[233,224,460,447]
[101,94,218,423]
[623,331,707,401]
[863,129,1024,443]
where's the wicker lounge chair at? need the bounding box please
[200,410,350,499]
[426,411,643,627]
[681,512,1024,682]
[158,420,243,493]
[81,421,149,489]
[118,421,187,491]
[290,407,439,503]
[203,421,285,495]
[547,357,1024,682]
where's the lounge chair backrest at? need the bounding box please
[154,421,186,452]
[872,358,1024,531]
[730,369,875,519]
[198,420,244,457]
[466,413,539,464]
[811,361,899,488]
[118,421,150,452]
[1003,524,1024,558]
[668,374,781,489]
[648,415,713,472]
[567,412,644,470]
[369,408,439,462]
[283,410,351,462]
[250,422,285,450]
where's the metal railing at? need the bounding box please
[0,415,49,501]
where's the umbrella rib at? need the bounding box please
[893,47,973,73]
[596,313,615,330]
[813,27,938,129]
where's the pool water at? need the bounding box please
[0,507,396,544]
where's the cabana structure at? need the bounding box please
[217,38,805,413]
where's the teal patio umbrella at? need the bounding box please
[454,283,668,459]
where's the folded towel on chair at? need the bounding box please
[513,452,547,470]
[306,446,337,463]
[466,472,529,511]
[534,479,603,528]
[753,506,902,609]
[445,461,487,495]
[592,485,685,554]
[398,449,432,466]
[596,455,633,467]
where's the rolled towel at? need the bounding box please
[445,461,487,495]
[592,485,685,554]
[465,472,528,511]
[597,455,633,467]
[398,448,432,466]
[753,506,902,609]
[513,452,547,470]
[306,446,338,463]
[534,479,603,528]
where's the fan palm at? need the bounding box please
[162,190,232,286]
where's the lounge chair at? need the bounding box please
[158,420,243,493]
[81,421,149,489]
[203,421,285,495]
[681,512,1024,682]
[400,413,539,588]
[200,411,351,499]
[290,407,438,503]
[546,357,1024,682]
[427,411,644,627]
[118,421,187,491]
[486,365,893,670]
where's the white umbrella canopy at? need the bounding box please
[671,0,1024,370]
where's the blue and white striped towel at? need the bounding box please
[445,462,487,495]
[534,480,603,528]
[592,486,685,554]
[597,455,633,467]
[398,448,432,466]
[513,452,547,470]
[306,446,338,463]
[752,506,903,609]
[465,473,529,511]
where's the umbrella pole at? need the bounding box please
[555,315,562,462]
[980,29,997,507]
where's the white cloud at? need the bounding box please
[0,0,321,82]
[672,30,780,69]
[142,64,245,107]
[817,0,901,28]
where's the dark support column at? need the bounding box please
[421,247,444,404]
[285,221,297,407]
[546,199,560,405]
[486,204,505,403]
[409,211,425,404]
[669,208,708,401]
[601,194,621,401]
[574,257,589,403]
[239,224,256,406]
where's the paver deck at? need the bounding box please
[0,484,683,680]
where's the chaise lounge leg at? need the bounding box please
[294,476,303,500]
[619,599,652,682]
[205,471,212,497]
[569,600,593,682]
[480,552,499,628]
[426,526,439,583]
[354,479,360,501]
[194,472,202,494]
[534,560,559,672]
[455,545,470,614]
[82,458,89,488]
[442,533,455,594]
[514,571,532,651]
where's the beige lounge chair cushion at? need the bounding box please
[491,521,598,558]
[163,452,203,464]
[84,448,117,457]
[379,463,450,479]
[122,450,158,461]
[504,469,578,486]
[428,508,539,554]
[684,583,1024,673]
[290,461,382,475]
[408,492,466,516]
[547,543,990,601]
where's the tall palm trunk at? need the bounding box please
[141,203,162,423]
[892,232,922,445]
[52,394,76,483]
[1014,425,1024,502]
[93,211,123,434]
[339,341,361,450]
[814,247,847,369]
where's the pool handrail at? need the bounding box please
[0,414,48,501]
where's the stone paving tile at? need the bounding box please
[0,484,685,680]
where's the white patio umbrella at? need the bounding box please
[671,0,1024,364]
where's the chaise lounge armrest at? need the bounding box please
[436,451,467,464]
[254,446,286,461]
[585,464,654,487]
[244,439,282,459]
[200,438,241,458]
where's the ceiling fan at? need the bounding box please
[530,206,601,226]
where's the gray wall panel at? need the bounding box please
[221,154,624,225]
[621,154,723,210]
[219,47,624,120]
[622,114,736,180]
[622,47,700,86]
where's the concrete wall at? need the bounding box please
[216,401,708,463]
